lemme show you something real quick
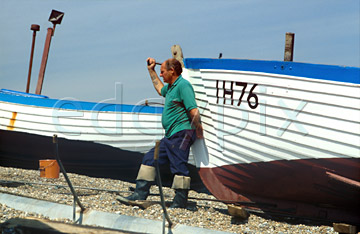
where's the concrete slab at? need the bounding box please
[0,217,139,234]
[0,192,231,234]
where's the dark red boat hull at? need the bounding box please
[199,158,360,224]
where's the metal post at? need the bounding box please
[35,9,64,95]
[73,197,76,221]
[53,135,86,216]
[35,27,53,95]
[26,24,40,93]
[153,140,172,232]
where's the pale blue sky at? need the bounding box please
[1,0,359,104]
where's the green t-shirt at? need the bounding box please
[161,75,197,138]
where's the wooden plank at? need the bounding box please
[333,223,357,234]
[227,204,249,219]
[284,32,295,62]
[171,45,184,67]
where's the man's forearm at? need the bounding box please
[148,69,164,95]
[189,108,204,138]
[189,108,201,127]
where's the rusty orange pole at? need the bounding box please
[35,27,54,95]
[26,24,40,93]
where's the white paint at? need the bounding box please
[183,68,360,168]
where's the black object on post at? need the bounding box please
[48,9,64,35]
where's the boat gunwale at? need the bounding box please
[184,58,360,85]
[0,91,164,114]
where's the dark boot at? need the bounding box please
[116,180,152,203]
[117,165,156,204]
[170,189,189,208]
[170,175,191,208]
[128,179,152,200]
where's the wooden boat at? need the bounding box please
[0,89,202,187]
[183,58,360,224]
[1,46,358,223]
[0,14,207,188]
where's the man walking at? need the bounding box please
[117,57,203,208]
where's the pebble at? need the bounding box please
[0,166,337,233]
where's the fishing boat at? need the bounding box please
[2,14,359,221]
[0,10,208,188]
[0,89,202,186]
[0,89,159,179]
[183,58,360,224]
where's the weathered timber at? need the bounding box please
[284,32,295,62]
[227,204,250,220]
[333,223,357,234]
[171,45,184,67]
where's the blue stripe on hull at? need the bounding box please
[0,90,163,114]
[184,58,360,84]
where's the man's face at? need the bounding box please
[160,63,173,84]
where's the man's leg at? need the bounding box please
[117,164,155,202]
[170,174,191,208]
[116,147,158,203]
[164,130,196,208]
[117,140,169,203]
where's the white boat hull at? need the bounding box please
[0,90,202,188]
[183,58,360,223]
